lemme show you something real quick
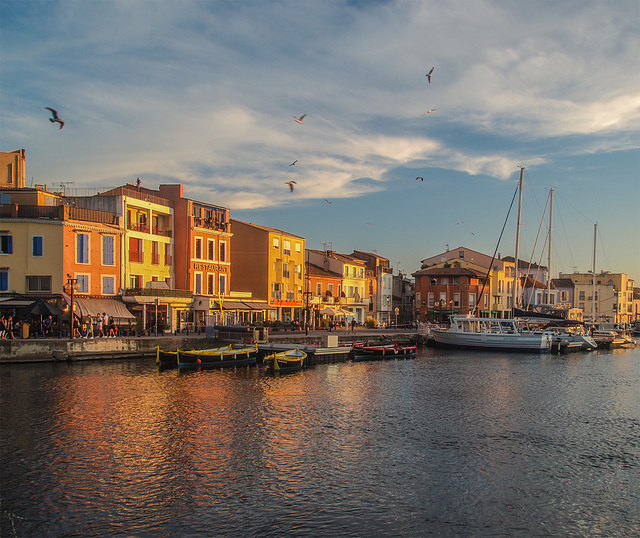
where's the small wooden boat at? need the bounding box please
[352,339,417,359]
[178,343,258,369]
[157,347,179,369]
[264,347,307,373]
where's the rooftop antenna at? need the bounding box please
[53,181,75,196]
[322,241,332,253]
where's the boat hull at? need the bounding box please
[178,344,258,369]
[264,349,307,373]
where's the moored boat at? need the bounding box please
[352,339,417,359]
[177,343,258,368]
[264,347,307,373]
[157,347,179,369]
[431,315,552,353]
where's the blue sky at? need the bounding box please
[2,0,639,282]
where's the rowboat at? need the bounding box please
[264,347,307,373]
[156,343,258,370]
[178,343,258,368]
[156,347,179,370]
[352,339,417,359]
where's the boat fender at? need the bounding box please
[197,358,201,365]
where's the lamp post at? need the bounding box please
[66,274,79,339]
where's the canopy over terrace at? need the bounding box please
[72,298,136,321]
[319,306,352,317]
[208,299,276,325]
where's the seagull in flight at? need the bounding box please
[423,109,437,115]
[289,160,298,166]
[293,114,307,124]
[325,199,331,204]
[285,181,297,192]
[45,107,64,129]
[426,67,434,83]
[416,177,423,181]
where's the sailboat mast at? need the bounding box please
[547,189,553,305]
[513,166,524,314]
[592,222,597,323]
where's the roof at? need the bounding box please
[412,266,486,278]
[230,219,304,240]
[552,278,574,288]
[307,263,342,279]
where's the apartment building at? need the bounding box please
[230,220,305,323]
[559,271,635,324]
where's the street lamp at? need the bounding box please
[66,274,80,339]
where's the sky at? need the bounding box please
[2,0,639,283]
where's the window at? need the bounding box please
[102,275,115,294]
[459,251,464,259]
[208,240,215,261]
[219,274,227,295]
[283,262,290,278]
[344,266,349,276]
[76,233,89,264]
[219,241,227,262]
[0,269,8,291]
[295,264,302,277]
[131,274,143,288]
[26,276,52,292]
[453,293,460,307]
[195,238,202,259]
[283,240,291,255]
[273,237,279,249]
[164,243,172,266]
[194,272,202,294]
[295,242,301,253]
[0,234,12,254]
[76,274,89,293]
[207,274,215,295]
[328,283,334,296]
[102,235,115,266]
[129,238,143,263]
[152,241,159,265]
[316,283,322,295]
[469,293,476,308]
[352,267,356,277]
[32,236,43,256]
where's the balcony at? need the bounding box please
[128,222,149,233]
[129,251,144,263]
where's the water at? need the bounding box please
[1,347,639,537]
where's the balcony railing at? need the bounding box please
[123,287,192,298]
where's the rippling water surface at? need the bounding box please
[2,347,639,536]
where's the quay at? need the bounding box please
[0,327,423,364]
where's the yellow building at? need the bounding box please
[0,149,26,189]
[230,219,305,323]
[560,271,635,324]
[306,249,367,323]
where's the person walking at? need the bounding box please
[96,313,104,337]
[86,315,94,338]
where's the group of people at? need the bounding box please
[73,312,118,338]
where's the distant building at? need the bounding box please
[559,271,635,324]
[0,149,26,189]
[350,250,393,326]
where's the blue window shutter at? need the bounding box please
[0,270,8,291]
[103,236,114,265]
[7,236,12,254]
[33,236,43,256]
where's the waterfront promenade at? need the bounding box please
[0,326,422,364]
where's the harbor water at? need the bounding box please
[1,346,639,537]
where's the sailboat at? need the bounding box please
[513,189,597,352]
[431,167,553,353]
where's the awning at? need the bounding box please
[73,298,136,320]
[320,307,351,316]
[213,301,277,311]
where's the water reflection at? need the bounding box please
[1,348,639,536]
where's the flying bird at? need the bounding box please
[325,199,331,204]
[293,114,307,124]
[426,67,434,83]
[423,109,437,115]
[45,107,64,129]
[285,181,297,192]
[456,222,464,225]
[416,177,423,181]
[289,160,298,166]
